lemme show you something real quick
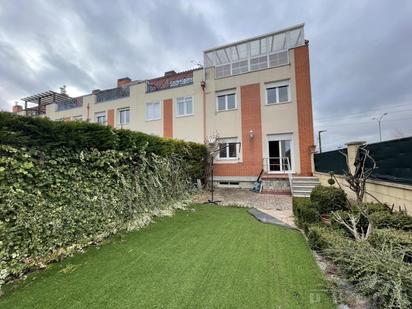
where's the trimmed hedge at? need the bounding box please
[0,113,207,290]
[310,185,347,214]
[292,197,320,229]
[0,112,207,180]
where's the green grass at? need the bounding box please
[0,205,335,308]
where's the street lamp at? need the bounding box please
[318,130,327,153]
[372,112,388,142]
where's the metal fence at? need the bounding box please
[315,137,412,185]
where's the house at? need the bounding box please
[14,24,316,193]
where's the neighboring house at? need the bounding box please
[14,24,315,189]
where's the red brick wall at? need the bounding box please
[294,43,315,176]
[163,99,173,138]
[107,109,115,127]
[214,83,263,177]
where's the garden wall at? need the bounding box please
[0,112,207,289]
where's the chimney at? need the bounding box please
[117,77,131,87]
[92,89,101,95]
[164,70,176,77]
[12,102,23,114]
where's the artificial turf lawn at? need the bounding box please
[0,205,335,308]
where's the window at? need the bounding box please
[146,102,160,120]
[266,81,290,104]
[216,91,236,111]
[95,111,106,124]
[217,138,239,160]
[267,133,293,172]
[176,96,193,117]
[118,107,130,125]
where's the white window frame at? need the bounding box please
[117,107,130,126]
[95,111,106,124]
[265,80,291,105]
[176,96,194,117]
[217,137,240,160]
[266,133,294,173]
[146,102,161,121]
[216,89,237,112]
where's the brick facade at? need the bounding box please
[107,109,115,127]
[163,99,173,138]
[214,83,263,177]
[294,43,315,176]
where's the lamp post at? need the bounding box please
[372,113,388,142]
[318,130,327,153]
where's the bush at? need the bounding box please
[292,197,320,228]
[368,229,412,263]
[0,112,207,180]
[306,225,348,251]
[0,114,208,290]
[370,211,412,232]
[310,185,347,214]
[324,237,412,308]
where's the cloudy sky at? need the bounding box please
[1,0,411,150]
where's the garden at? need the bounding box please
[293,184,412,308]
[0,112,334,308]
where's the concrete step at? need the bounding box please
[293,192,311,198]
[292,185,318,191]
[292,181,320,186]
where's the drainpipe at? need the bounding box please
[201,80,206,143]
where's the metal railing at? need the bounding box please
[95,87,130,103]
[56,97,83,111]
[146,71,193,93]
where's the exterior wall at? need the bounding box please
[315,172,412,214]
[205,48,302,177]
[163,99,173,138]
[43,41,314,181]
[294,43,315,176]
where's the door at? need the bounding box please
[267,134,293,173]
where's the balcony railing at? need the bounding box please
[146,71,193,93]
[56,97,83,111]
[95,87,130,103]
[262,157,291,173]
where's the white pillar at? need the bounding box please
[345,141,366,175]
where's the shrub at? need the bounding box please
[310,185,347,214]
[305,225,348,251]
[368,229,412,263]
[292,197,320,228]
[0,113,208,290]
[0,112,207,181]
[370,211,412,232]
[324,237,412,308]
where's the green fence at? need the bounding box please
[315,137,412,185]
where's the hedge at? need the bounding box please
[370,211,412,232]
[292,197,320,229]
[0,112,207,180]
[0,113,207,290]
[310,185,347,214]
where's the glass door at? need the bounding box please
[267,135,293,172]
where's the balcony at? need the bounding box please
[95,87,130,103]
[146,70,194,93]
[56,97,83,111]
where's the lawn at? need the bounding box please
[0,205,334,308]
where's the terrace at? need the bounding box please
[21,91,72,116]
[204,24,305,79]
[95,86,130,103]
[146,69,195,93]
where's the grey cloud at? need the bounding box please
[0,0,411,150]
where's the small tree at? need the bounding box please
[332,146,379,241]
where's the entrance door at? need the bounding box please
[267,134,293,172]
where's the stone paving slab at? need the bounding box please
[193,188,295,227]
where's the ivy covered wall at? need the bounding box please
[0,112,207,289]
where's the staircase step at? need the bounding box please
[293,192,311,198]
